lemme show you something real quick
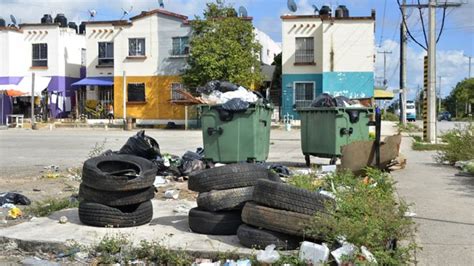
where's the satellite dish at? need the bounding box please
[158,0,164,8]
[120,6,133,20]
[312,4,319,14]
[238,6,248,17]
[10,14,17,25]
[88,9,97,21]
[287,0,297,12]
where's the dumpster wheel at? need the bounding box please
[304,155,310,167]
[329,157,338,165]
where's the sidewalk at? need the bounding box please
[391,137,474,265]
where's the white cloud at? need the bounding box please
[375,39,470,100]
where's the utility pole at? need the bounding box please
[466,55,472,78]
[399,0,407,124]
[401,0,462,143]
[378,50,392,88]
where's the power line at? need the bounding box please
[379,0,388,47]
[417,0,429,47]
[397,0,427,50]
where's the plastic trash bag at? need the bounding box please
[221,98,250,112]
[119,130,161,160]
[180,160,206,176]
[197,80,239,95]
[182,150,204,162]
[256,244,280,264]
[334,96,354,107]
[311,93,336,107]
[0,192,31,206]
[220,87,258,103]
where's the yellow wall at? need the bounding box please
[113,76,185,120]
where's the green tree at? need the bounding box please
[270,52,282,91]
[182,0,263,90]
[445,78,474,117]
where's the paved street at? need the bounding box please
[392,137,474,265]
[414,120,470,135]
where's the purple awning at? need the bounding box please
[71,77,114,87]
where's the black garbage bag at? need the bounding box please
[154,154,182,176]
[197,80,239,94]
[0,192,31,206]
[182,150,204,162]
[119,130,161,160]
[180,160,206,176]
[311,93,336,107]
[221,98,250,112]
[334,96,355,107]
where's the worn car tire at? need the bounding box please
[241,202,312,237]
[82,154,157,191]
[188,208,242,235]
[188,164,270,192]
[197,187,254,211]
[253,179,333,215]
[78,200,153,227]
[79,184,155,206]
[237,224,301,250]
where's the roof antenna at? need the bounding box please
[88,9,97,21]
[287,0,298,12]
[238,6,248,17]
[158,0,165,9]
[120,6,133,20]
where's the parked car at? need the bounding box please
[438,111,452,121]
[406,102,416,122]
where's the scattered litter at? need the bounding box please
[129,260,146,266]
[59,216,68,224]
[164,190,180,200]
[0,192,31,206]
[74,252,89,260]
[153,176,168,188]
[173,204,192,215]
[8,207,22,219]
[361,246,377,263]
[404,211,417,217]
[192,258,220,266]
[299,241,330,265]
[260,163,292,177]
[214,163,226,167]
[223,259,252,266]
[319,190,336,200]
[43,165,59,172]
[33,188,41,192]
[331,243,357,265]
[321,164,337,173]
[293,169,312,175]
[256,244,280,264]
[455,160,474,176]
[180,160,205,176]
[1,203,16,209]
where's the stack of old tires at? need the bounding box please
[187,164,279,235]
[237,179,334,250]
[78,154,157,227]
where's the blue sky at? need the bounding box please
[1,0,473,99]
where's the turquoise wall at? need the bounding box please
[282,71,374,119]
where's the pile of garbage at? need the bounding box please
[0,192,31,220]
[455,160,474,176]
[310,93,366,108]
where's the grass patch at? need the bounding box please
[26,197,79,217]
[303,169,418,265]
[436,123,474,164]
[397,122,422,133]
[412,141,445,151]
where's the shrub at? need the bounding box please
[382,111,399,122]
[26,197,79,217]
[436,123,474,164]
[397,122,422,133]
[305,169,418,265]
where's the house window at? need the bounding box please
[171,83,185,100]
[295,37,314,64]
[127,83,146,102]
[98,42,114,66]
[172,37,189,56]
[32,43,48,67]
[294,82,314,107]
[129,38,146,56]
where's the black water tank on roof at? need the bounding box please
[335,6,344,18]
[41,14,53,24]
[319,5,332,16]
[0,18,6,27]
[79,22,86,34]
[54,13,67,27]
[68,22,78,33]
[340,5,349,17]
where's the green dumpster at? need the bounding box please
[200,102,273,163]
[297,107,373,166]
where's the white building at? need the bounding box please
[0,16,85,119]
[255,28,282,65]
[281,9,376,118]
